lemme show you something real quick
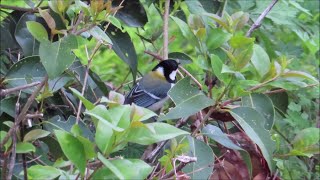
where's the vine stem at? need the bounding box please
[246,0,279,37]
[0,81,41,97]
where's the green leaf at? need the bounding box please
[39,35,78,79]
[203,125,252,176]
[230,34,255,48]
[168,52,193,65]
[267,92,289,115]
[0,131,12,152]
[98,153,124,179]
[251,44,270,77]
[230,107,275,172]
[88,26,112,45]
[77,135,97,160]
[127,122,189,145]
[159,77,214,120]
[281,70,319,83]
[242,93,275,130]
[206,28,231,50]
[131,104,157,122]
[171,16,199,48]
[292,128,320,150]
[16,142,36,153]
[54,130,86,175]
[106,25,137,81]
[95,118,114,154]
[23,129,50,142]
[85,105,124,132]
[288,145,320,158]
[95,156,152,179]
[14,13,39,56]
[69,87,95,110]
[210,54,229,83]
[26,21,48,42]
[114,0,148,27]
[182,136,214,179]
[27,165,61,179]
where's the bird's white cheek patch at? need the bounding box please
[169,70,177,81]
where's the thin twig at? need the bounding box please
[160,158,196,179]
[25,113,44,119]
[75,23,96,35]
[163,0,170,59]
[7,96,20,180]
[0,4,46,13]
[0,76,48,148]
[0,82,41,97]
[71,10,84,34]
[246,0,279,37]
[75,0,125,124]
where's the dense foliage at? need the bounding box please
[0,0,319,179]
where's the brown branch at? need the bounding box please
[0,75,48,148]
[25,113,43,119]
[160,157,197,179]
[163,0,170,59]
[74,23,96,36]
[6,97,20,180]
[0,82,41,97]
[246,0,279,37]
[71,10,84,34]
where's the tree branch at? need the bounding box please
[0,82,41,97]
[163,0,170,59]
[246,0,279,37]
[0,76,48,148]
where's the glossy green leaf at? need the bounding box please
[281,70,319,83]
[16,142,36,153]
[85,105,124,132]
[69,87,95,110]
[27,165,61,179]
[292,128,320,150]
[88,26,112,45]
[113,0,148,27]
[131,104,157,122]
[0,131,12,152]
[251,44,270,77]
[159,77,214,120]
[171,16,199,48]
[55,130,86,175]
[95,155,152,179]
[202,125,252,176]
[168,52,193,65]
[14,13,39,56]
[210,54,229,83]
[182,136,214,179]
[95,118,114,154]
[39,35,78,79]
[206,28,231,50]
[77,135,97,160]
[23,129,50,142]
[242,93,275,130]
[98,153,124,179]
[0,97,16,117]
[230,107,275,172]
[26,21,48,42]
[127,122,189,145]
[288,145,320,158]
[106,25,137,81]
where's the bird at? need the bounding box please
[124,59,179,111]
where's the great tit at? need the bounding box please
[124,59,179,111]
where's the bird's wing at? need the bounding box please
[124,75,172,108]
